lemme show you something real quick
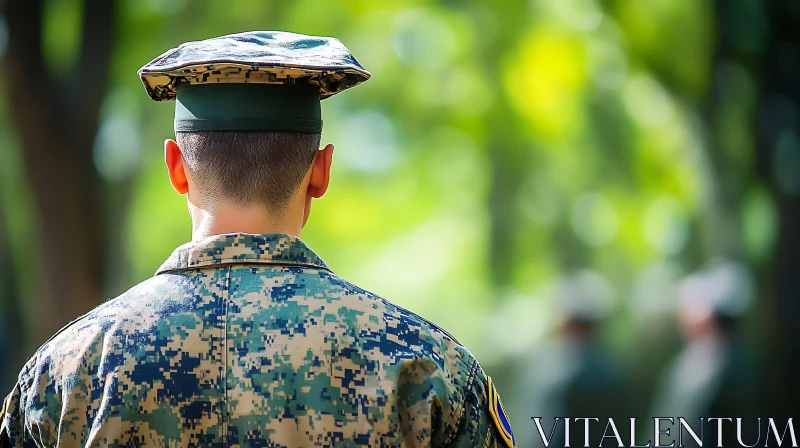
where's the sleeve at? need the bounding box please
[0,383,33,448]
[446,358,516,448]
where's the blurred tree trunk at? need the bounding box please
[2,0,116,344]
[460,0,531,397]
[703,0,799,420]
[473,0,530,288]
[0,203,24,390]
[750,0,800,421]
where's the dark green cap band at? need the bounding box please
[174,83,322,133]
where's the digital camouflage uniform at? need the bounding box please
[0,31,516,448]
[1,234,509,447]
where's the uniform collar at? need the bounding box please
[155,233,330,275]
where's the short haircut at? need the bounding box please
[176,131,321,212]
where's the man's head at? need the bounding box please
[176,130,321,210]
[164,131,334,229]
[139,31,370,236]
[677,259,753,341]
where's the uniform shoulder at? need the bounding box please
[318,275,511,445]
[321,272,484,393]
[16,274,185,386]
[322,271,464,346]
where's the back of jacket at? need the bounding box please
[1,234,508,448]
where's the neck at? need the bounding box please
[190,201,304,240]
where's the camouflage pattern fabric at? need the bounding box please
[139,31,371,101]
[1,233,509,447]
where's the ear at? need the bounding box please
[164,138,189,195]
[307,143,334,199]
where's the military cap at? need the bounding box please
[138,31,370,133]
[555,270,615,322]
[679,258,753,318]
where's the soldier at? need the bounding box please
[0,31,515,447]
[648,259,761,447]
[509,271,629,448]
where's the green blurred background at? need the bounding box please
[1,0,798,440]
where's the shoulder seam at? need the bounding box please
[25,304,103,367]
[330,274,463,346]
[384,300,462,346]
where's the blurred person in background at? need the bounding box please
[649,259,761,447]
[509,271,630,448]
